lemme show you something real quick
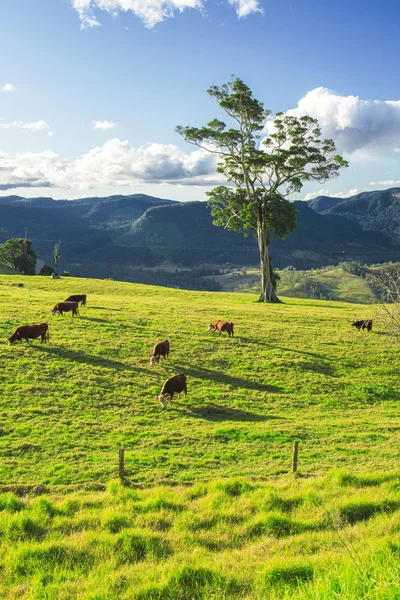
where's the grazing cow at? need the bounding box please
[150,340,170,366]
[8,323,49,344]
[65,294,87,306]
[157,373,187,409]
[352,319,373,332]
[208,319,234,337]
[17,283,24,288]
[51,301,79,317]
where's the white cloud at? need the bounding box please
[265,87,400,154]
[3,83,16,92]
[395,148,400,153]
[93,120,116,131]
[369,180,400,186]
[73,0,204,29]
[0,120,50,132]
[303,188,359,201]
[0,138,220,190]
[47,131,55,137]
[72,0,262,28]
[228,0,263,17]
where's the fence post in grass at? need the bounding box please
[119,448,125,480]
[292,440,299,473]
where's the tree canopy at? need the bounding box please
[177,78,348,302]
[0,238,37,275]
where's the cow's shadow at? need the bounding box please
[181,403,284,422]
[79,316,108,323]
[35,345,142,372]
[178,365,282,393]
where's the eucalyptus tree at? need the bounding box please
[176,79,348,302]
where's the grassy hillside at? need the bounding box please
[1,275,398,486]
[219,263,393,304]
[1,275,400,597]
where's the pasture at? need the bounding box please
[0,274,399,486]
[1,275,400,598]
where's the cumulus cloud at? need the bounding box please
[0,138,220,190]
[93,120,116,131]
[228,0,263,17]
[72,0,262,28]
[0,120,50,132]
[264,87,400,154]
[303,188,359,201]
[47,131,55,137]
[73,0,204,29]
[3,83,16,92]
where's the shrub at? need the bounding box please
[39,264,55,276]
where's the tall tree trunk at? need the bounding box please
[257,223,281,303]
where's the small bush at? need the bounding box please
[39,264,55,276]
[62,270,71,277]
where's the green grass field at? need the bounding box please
[1,274,399,598]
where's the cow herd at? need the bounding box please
[7,290,237,409]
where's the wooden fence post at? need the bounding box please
[292,440,299,473]
[119,448,125,480]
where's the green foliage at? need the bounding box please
[39,263,55,276]
[0,238,37,274]
[177,78,347,302]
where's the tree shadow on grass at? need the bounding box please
[35,345,144,372]
[176,365,282,393]
[181,403,284,422]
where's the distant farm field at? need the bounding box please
[1,275,399,487]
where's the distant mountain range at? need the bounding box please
[0,188,399,286]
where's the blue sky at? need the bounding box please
[1,0,400,200]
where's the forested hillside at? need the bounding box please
[1,189,400,287]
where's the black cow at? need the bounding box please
[65,294,87,306]
[352,319,373,332]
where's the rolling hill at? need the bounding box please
[1,275,400,598]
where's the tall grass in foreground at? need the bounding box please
[1,472,400,598]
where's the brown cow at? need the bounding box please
[208,319,234,337]
[157,373,187,409]
[150,340,170,366]
[51,301,79,317]
[65,294,87,306]
[8,323,49,344]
